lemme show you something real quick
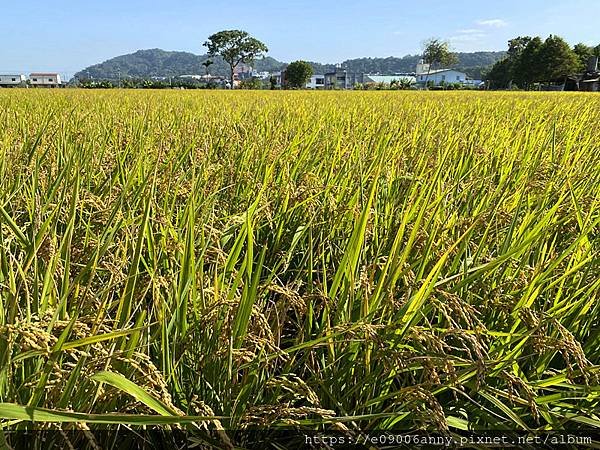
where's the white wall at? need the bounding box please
[29,74,61,85]
[0,75,26,85]
[417,70,466,85]
[416,62,430,75]
[306,75,325,89]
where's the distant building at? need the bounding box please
[252,71,271,80]
[415,59,468,86]
[234,63,253,80]
[272,71,286,88]
[202,75,227,83]
[270,72,327,89]
[581,75,600,92]
[306,74,325,89]
[364,74,416,85]
[581,56,599,92]
[564,56,599,92]
[416,69,468,86]
[0,74,26,87]
[29,73,61,88]
[324,67,365,89]
[416,60,430,76]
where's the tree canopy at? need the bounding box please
[573,43,600,71]
[203,30,268,88]
[422,38,458,70]
[486,35,588,89]
[539,35,580,81]
[285,61,314,88]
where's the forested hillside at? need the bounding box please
[74,49,505,80]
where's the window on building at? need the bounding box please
[316,79,324,85]
[442,75,446,81]
[33,78,38,82]
[456,76,460,81]
[49,79,53,82]
[12,78,16,82]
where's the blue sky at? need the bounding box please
[1,0,598,77]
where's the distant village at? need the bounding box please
[233,60,485,89]
[1,56,598,91]
[0,62,483,90]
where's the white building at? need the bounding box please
[416,60,430,76]
[364,74,416,85]
[416,69,468,85]
[0,74,27,87]
[415,59,468,86]
[29,73,62,87]
[306,75,325,89]
[252,71,271,80]
[416,60,467,86]
[272,71,285,87]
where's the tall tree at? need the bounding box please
[486,36,535,88]
[285,61,313,89]
[486,58,513,89]
[422,38,458,70]
[487,35,588,89]
[538,35,579,82]
[573,43,593,71]
[422,38,458,86]
[512,37,544,88]
[203,30,268,89]
[507,37,533,59]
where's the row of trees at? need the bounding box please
[77,78,221,89]
[487,35,600,89]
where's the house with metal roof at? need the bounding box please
[581,74,600,92]
[416,68,468,86]
[564,56,600,92]
[29,73,62,88]
[414,59,468,86]
[0,74,27,87]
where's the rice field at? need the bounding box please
[0,90,599,447]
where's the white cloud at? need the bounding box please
[452,27,487,44]
[476,19,508,28]
[450,33,486,43]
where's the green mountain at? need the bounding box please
[337,52,506,79]
[74,49,285,80]
[74,48,505,80]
